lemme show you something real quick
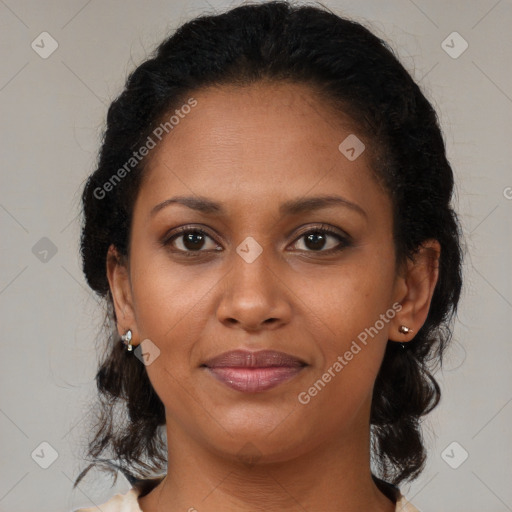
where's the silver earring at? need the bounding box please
[121,329,133,351]
[398,325,413,335]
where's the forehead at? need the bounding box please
[135,81,390,221]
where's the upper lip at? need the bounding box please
[202,349,307,368]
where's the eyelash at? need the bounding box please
[161,224,352,257]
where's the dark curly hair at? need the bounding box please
[74,0,463,491]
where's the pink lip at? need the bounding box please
[207,367,305,392]
[202,350,307,393]
[203,349,306,368]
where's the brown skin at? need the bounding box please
[107,81,440,512]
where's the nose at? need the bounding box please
[216,247,292,332]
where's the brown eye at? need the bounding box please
[290,225,351,253]
[163,227,220,254]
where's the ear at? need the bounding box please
[389,239,441,343]
[106,244,140,348]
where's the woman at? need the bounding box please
[73,1,463,511]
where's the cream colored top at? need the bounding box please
[75,486,420,511]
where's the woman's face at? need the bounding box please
[110,81,411,463]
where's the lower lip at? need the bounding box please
[205,366,304,392]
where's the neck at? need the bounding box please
[138,401,396,512]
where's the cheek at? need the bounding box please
[298,250,396,404]
[127,253,214,415]
[128,249,212,352]
[297,295,392,434]
[315,251,396,339]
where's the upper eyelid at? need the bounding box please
[290,225,351,248]
[294,223,348,237]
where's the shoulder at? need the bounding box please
[73,487,142,512]
[72,479,419,512]
[372,475,421,512]
[395,491,421,511]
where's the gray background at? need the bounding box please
[1,0,511,511]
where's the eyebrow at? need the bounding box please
[150,194,367,218]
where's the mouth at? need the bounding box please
[201,349,308,393]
